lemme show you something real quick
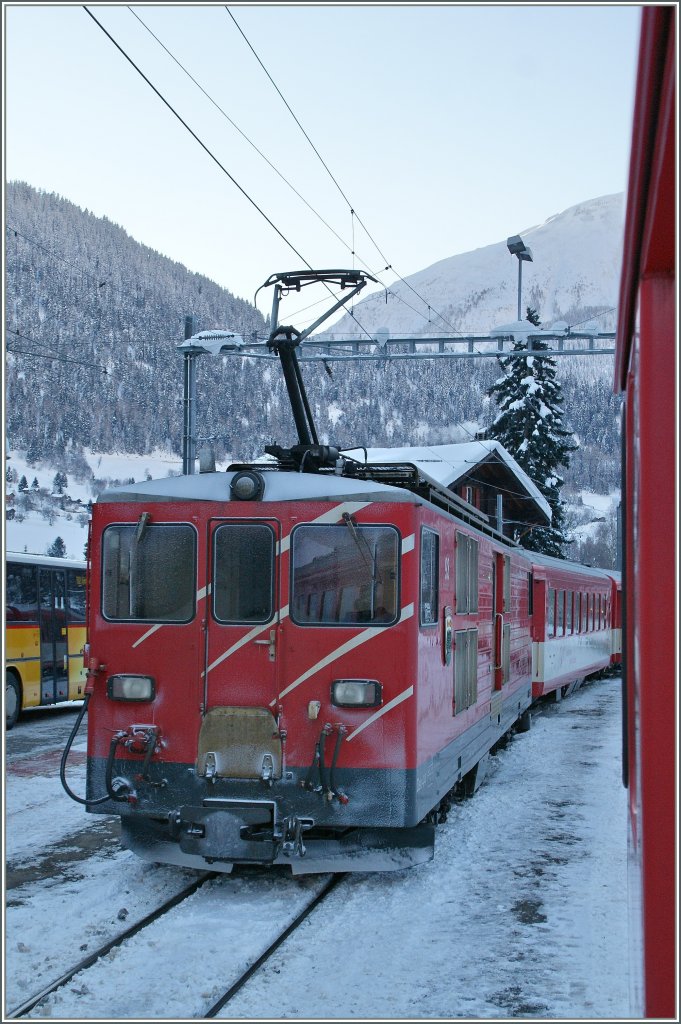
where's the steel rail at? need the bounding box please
[6,872,218,1019]
[204,872,347,1017]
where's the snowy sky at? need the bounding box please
[4,3,642,318]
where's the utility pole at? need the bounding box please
[182,315,196,475]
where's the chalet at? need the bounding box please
[343,441,551,541]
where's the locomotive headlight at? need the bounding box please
[230,470,265,501]
[331,679,382,708]
[107,674,155,701]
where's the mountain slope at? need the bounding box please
[5,182,622,498]
[326,194,624,338]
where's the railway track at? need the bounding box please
[5,872,217,1019]
[6,869,345,1019]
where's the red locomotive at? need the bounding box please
[614,6,676,1017]
[62,268,620,875]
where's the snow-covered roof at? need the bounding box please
[343,442,552,522]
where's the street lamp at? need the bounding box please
[507,235,533,321]
[177,323,244,475]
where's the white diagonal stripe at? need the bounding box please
[276,603,414,701]
[345,685,414,742]
[132,584,211,648]
[402,533,415,555]
[276,501,372,555]
[203,605,290,678]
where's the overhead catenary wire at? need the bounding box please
[84,7,378,343]
[224,6,468,338]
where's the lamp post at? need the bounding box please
[506,235,533,321]
[177,324,245,474]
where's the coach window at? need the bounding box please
[548,588,555,635]
[213,523,275,624]
[456,533,479,614]
[527,573,534,616]
[102,524,196,622]
[557,591,565,635]
[420,528,439,626]
[566,592,573,633]
[582,593,588,632]
[291,524,399,626]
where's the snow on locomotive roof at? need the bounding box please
[343,441,552,522]
[95,470,419,505]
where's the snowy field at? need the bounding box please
[5,676,631,1020]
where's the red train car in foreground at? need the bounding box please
[615,6,676,1018]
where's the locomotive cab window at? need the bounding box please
[291,523,399,626]
[102,523,196,622]
[213,522,275,624]
[420,528,439,626]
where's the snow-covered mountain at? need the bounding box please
[324,194,624,338]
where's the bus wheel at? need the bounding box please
[6,671,21,730]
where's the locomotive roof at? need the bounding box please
[95,470,420,506]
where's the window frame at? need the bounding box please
[101,521,197,624]
[212,520,276,626]
[289,522,401,628]
[419,527,440,627]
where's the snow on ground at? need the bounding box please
[5,677,630,1020]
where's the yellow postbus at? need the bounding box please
[5,552,87,729]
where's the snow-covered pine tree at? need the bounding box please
[480,307,578,556]
[47,536,67,558]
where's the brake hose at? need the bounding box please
[59,692,111,806]
[328,726,348,803]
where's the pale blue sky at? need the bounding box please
[4,3,642,315]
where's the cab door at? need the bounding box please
[203,518,281,710]
[38,568,69,703]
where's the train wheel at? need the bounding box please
[6,671,21,730]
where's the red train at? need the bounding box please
[68,452,620,875]
[614,6,676,1018]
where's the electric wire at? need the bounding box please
[83,6,311,273]
[224,6,467,338]
[85,7,378,343]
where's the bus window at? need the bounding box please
[66,569,86,623]
[5,562,39,622]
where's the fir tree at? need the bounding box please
[47,536,67,558]
[18,475,28,492]
[481,307,578,556]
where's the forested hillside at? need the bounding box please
[5,181,621,498]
